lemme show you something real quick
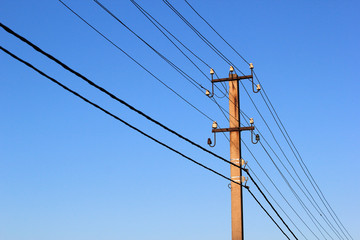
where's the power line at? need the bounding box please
[52,2,213,123]
[2,3,338,238]
[181,1,352,237]
[129,0,229,97]
[245,187,291,240]
[243,168,299,240]
[240,106,344,239]
[158,2,341,236]
[0,21,238,174]
[254,71,353,240]
[162,0,244,75]
[0,44,237,188]
[166,1,345,234]
[259,140,335,240]
[57,0,237,133]
[246,164,309,240]
[1,45,294,240]
[184,0,250,65]
[93,0,206,93]
[94,0,237,123]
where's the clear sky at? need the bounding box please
[1,1,359,240]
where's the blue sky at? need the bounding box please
[1,0,359,239]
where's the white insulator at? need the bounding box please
[212,121,218,129]
[210,68,214,75]
[205,89,210,96]
[249,63,254,69]
[249,118,254,125]
[256,84,261,91]
[229,66,234,72]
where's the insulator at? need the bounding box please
[249,118,254,125]
[256,134,260,141]
[205,89,210,96]
[212,121,218,129]
[210,68,214,75]
[207,138,212,145]
[249,63,254,69]
[256,84,261,91]
[229,66,234,72]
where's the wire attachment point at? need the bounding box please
[208,121,218,147]
[206,68,215,97]
[250,118,260,144]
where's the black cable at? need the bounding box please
[2,46,294,240]
[245,187,290,240]
[239,77,344,240]
[1,12,305,239]
[241,138,317,239]
[129,0,252,133]
[94,0,206,93]
[0,21,240,173]
[52,2,213,123]
[254,71,352,240]
[259,140,334,240]
[129,0,229,98]
[241,105,343,240]
[60,0,234,128]
[163,1,341,234]
[163,0,246,76]
[0,23,248,208]
[246,164,309,240]
[243,168,299,240]
[184,0,250,65]
[181,0,351,236]
[0,45,239,188]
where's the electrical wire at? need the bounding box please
[184,0,250,65]
[254,71,352,240]
[161,2,348,237]
[243,168,299,240]
[1,46,294,240]
[95,0,235,121]
[239,113,329,239]
[0,45,238,188]
[246,187,291,240]
[94,0,206,93]
[129,0,229,97]
[182,1,352,237]
[50,3,212,123]
[2,2,338,237]
[0,21,238,173]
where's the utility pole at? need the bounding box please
[207,65,260,240]
[229,71,243,240]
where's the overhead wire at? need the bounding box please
[0,21,238,173]
[94,0,236,123]
[0,45,238,191]
[254,71,352,240]
[2,20,299,238]
[129,0,229,97]
[183,1,352,238]
[51,2,213,123]
[184,0,250,65]
[130,0,338,236]
[1,45,293,240]
[4,0,338,237]
[162,1,344,237]
[93,0,206,93]
[239,111,333,239]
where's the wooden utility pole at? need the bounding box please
[208,66,259,240]
[228,72,243,240]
